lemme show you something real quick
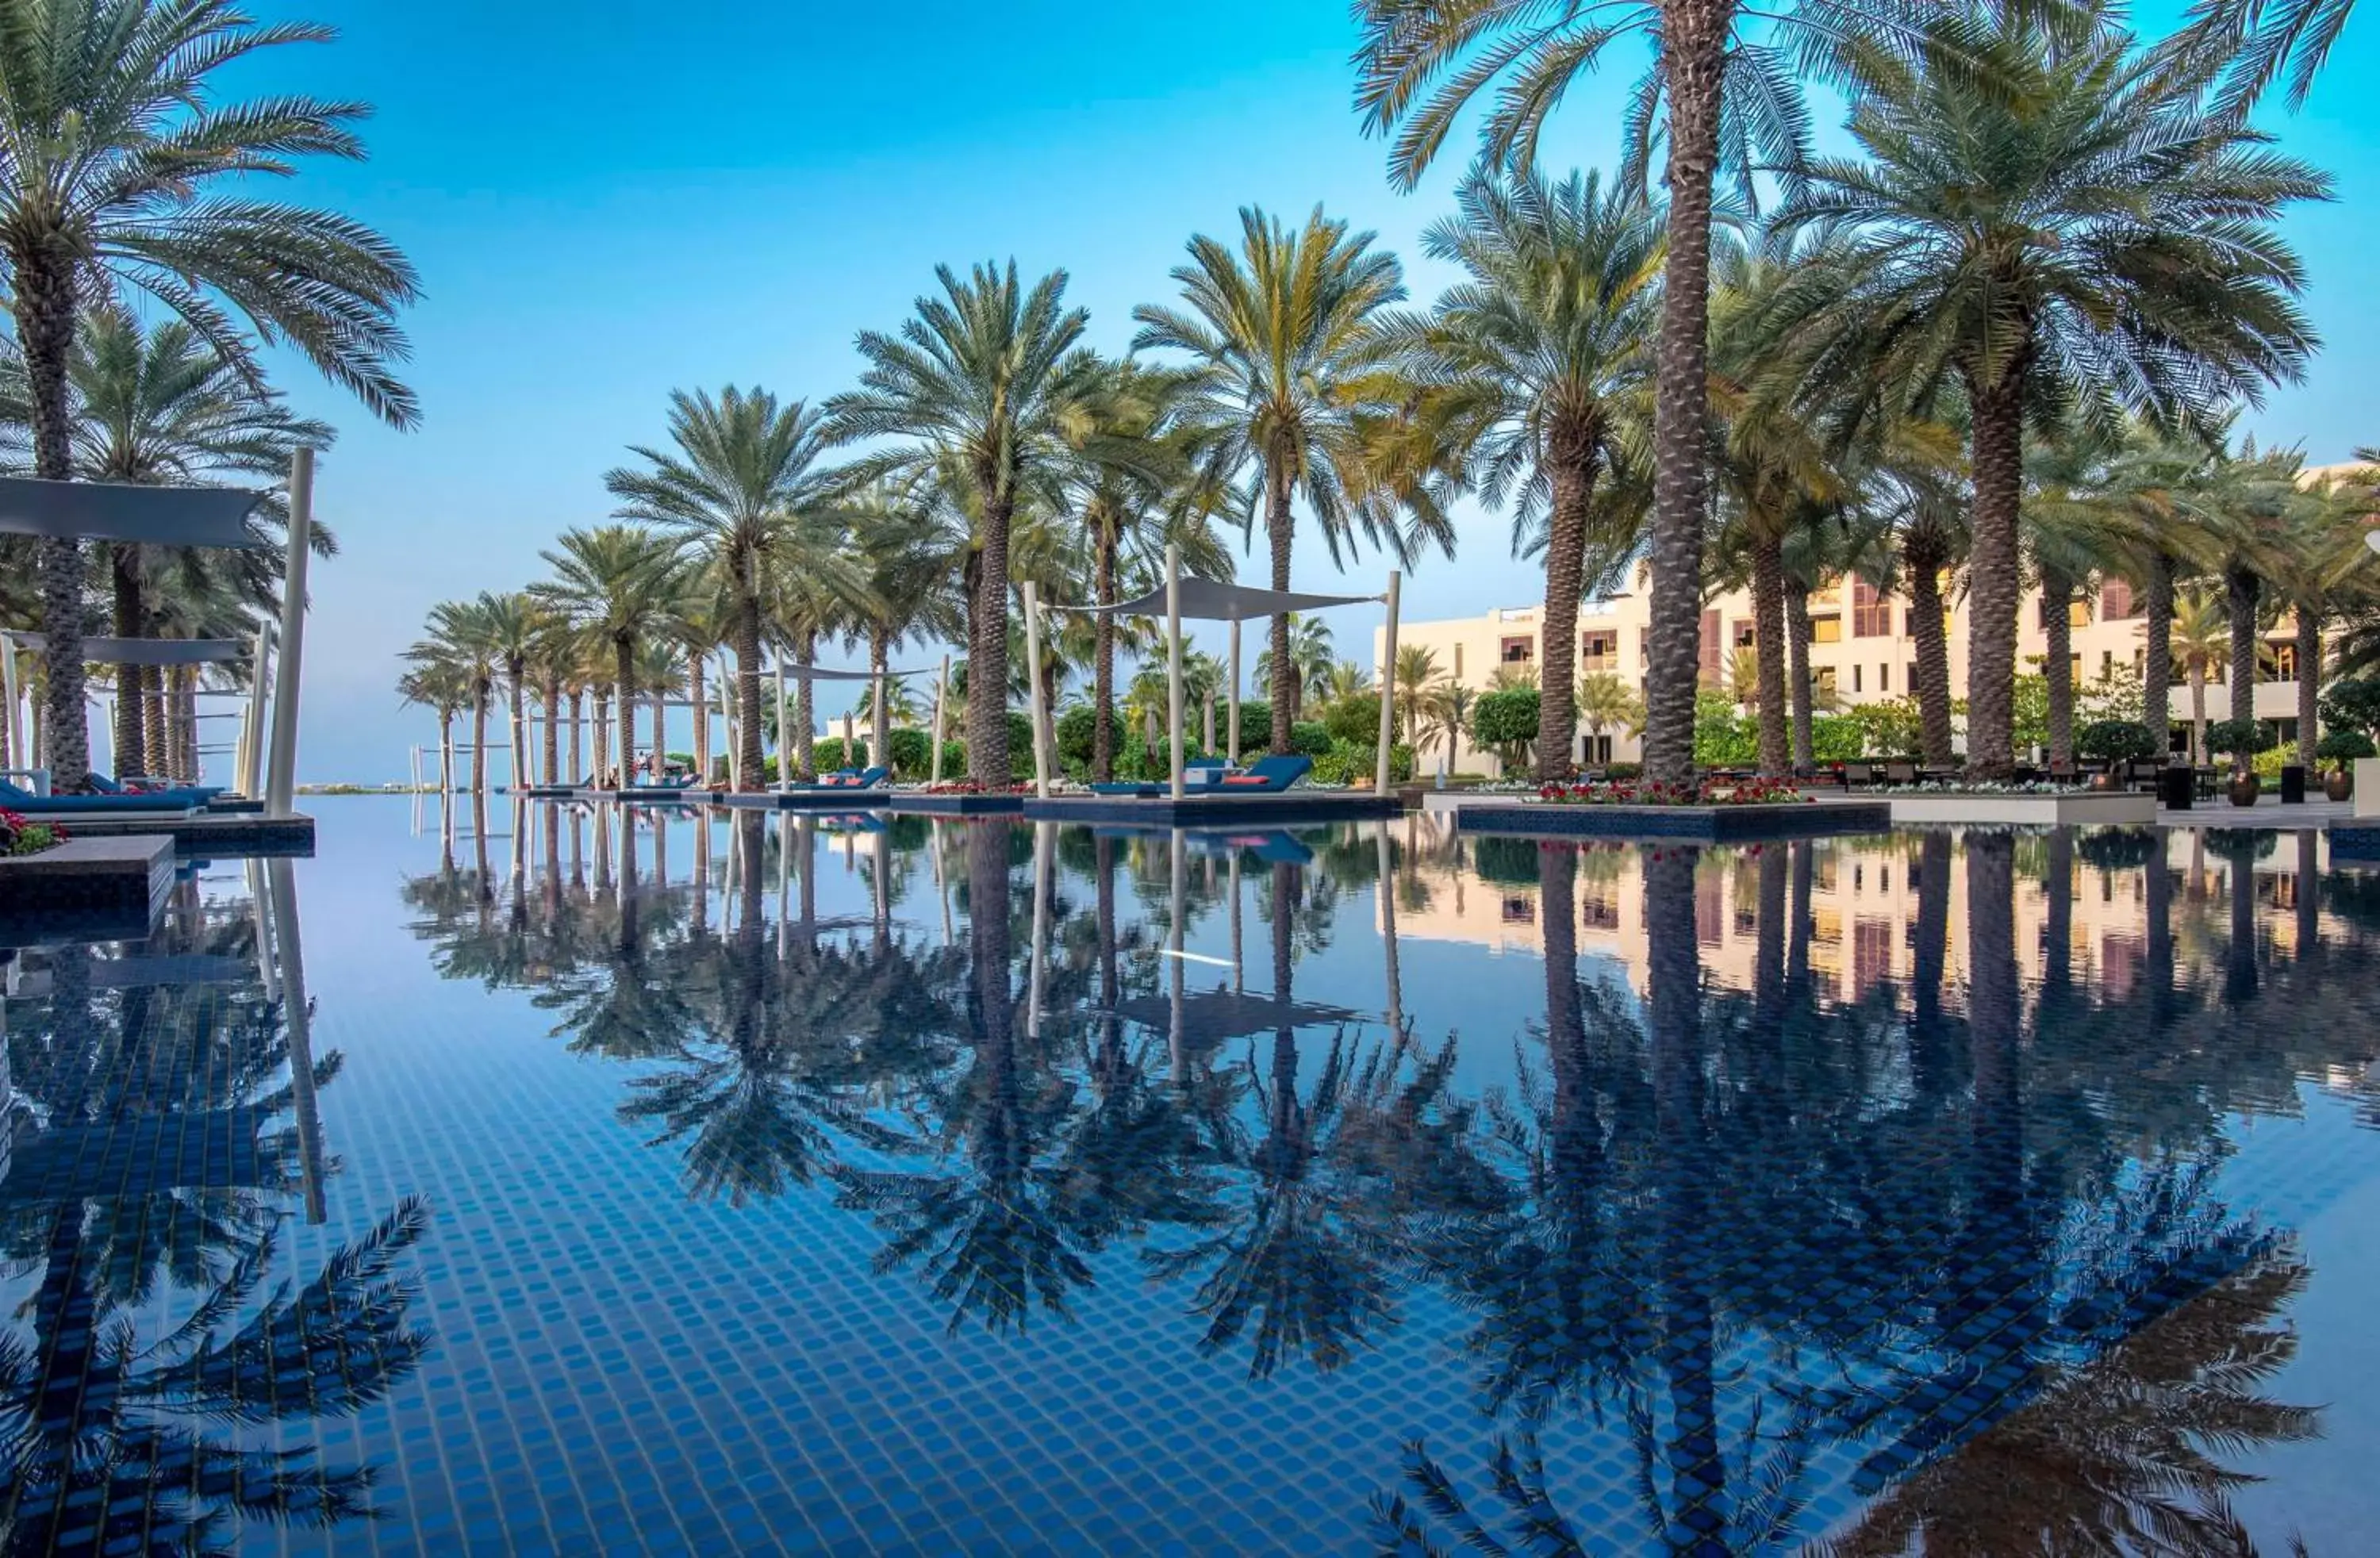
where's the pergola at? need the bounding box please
[1040,543,1402,800]
[0,458,315,814]
[3,631,260,788]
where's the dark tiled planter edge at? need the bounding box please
[0,835,173,942]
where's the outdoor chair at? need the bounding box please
[1883,760,1920,787]
[1841,762,1879,788]
[1217,754,1313,792]
[0,779,201,815]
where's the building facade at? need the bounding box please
[1376,564,2312,774]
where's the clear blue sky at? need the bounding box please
[222,1,2376,782]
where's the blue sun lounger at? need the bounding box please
[1088,758,1230,797]
[0,779,202,815]
[781,765,889,792]
[1212,754,1313,792]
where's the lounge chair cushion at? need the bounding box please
[1218,754,1312,792]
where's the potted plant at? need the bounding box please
[2317,730,2375,801]
[2206,719,2274,807]
[2076,719,2157,789]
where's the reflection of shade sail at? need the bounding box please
[0,1109,282,1202]
[11,954,253,996]
[1087,576,1377,622]
[0,477,268,547]
[1108,988,1359,1046]
[6,631,245,665]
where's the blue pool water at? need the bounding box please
[3,798,2378,1553]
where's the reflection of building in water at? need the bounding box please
[1386,816,2359,1001]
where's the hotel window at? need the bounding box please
[2266,642,2297,681]
[1453,644,1464,680]
[1733,620,1756,649]
[1879,663,1890,691]
[1696,874,1723,947]
[1585,733,1614,763]
[2071,599,2091,628]
[1852,918,1893,998]
[1500,895,1535,924]
[2100,578,2136,619]
[1500,635,1534,664]
[1908,662,1918,691]
[1581,629,1618,670]
[1852,665,1863,693]
[1582,892,1619,931]
[1700,610,1723,681]
[1852,579,1891,637]
[1811,614,1843,644]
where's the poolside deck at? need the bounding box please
[48,810,317,857]
[883,791,1027,815]
[1021,790,1402,826]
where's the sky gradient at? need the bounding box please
[210,1,2379,783]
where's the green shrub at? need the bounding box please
[1324,693,1382,746]
[2205,718,2274,758]
[2317,729,2376,769]
[1054,705,1097,769]
[1007,712,1037,780]
[885,727,934,777]
[1289,720,1335,757]
[1309,742,1359,785]
[2077,719,2158,762]
[1235,699,1271,740]
[1471,689,1538,768]
[1810,715,1864,762]
[1847,697,1925,759]
[2319,677,2380,739]
[1471,835,1541,886]
[811,736,867,771]
[1692,690,1755,766]
[1603,761,1641,781]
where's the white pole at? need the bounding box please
[0,636,17,772]
[1022,581,1052,798]
[265,447,315,817]
[1227,617,1242,767]
[1028,820,1052,1036]
[719,653,737,790]
[1376,570,1401,796]
[265,857,328,1225]
[1166,544,1185,800]
[931,654,949,785]
[1168,827,1187,1082]
[774,659,788,789]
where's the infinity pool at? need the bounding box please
[3,798,2376,1553]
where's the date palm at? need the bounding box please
[2171,589,2229,766]
[1251,612,1337,721]
[605,387,847,791]
[828,263,1100,785]
[1768,3,2324,777]
[397,657,469,792]
[1394,166,1661,780]
[417,598,497,795]
[0,0,420,790]
[1391,643,1441,744]
[532,525,685,786]
[1353,0,1819,788]
[1132,206,1415,755]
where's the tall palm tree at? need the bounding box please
[1396,166,1661,780]
[2183,444,2312,772]
[1391,643,1441,744]
[1770,4,2324,777]
[605,387,849,791]
[1133,206,1416,755]
[1251,613,1336,721]
[0,0,420,790]
[532,525,685,786]
[418,598,497,795]
[2171,589,2229,766]
[2022,425,2159,769]
[828,263,1100,785]
[396,655,469,792]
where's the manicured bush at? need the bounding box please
[1471,835,1541,886]
[1054,705,1097,769]
[2205,718,2274,758]
[2317,729,2376,769]
[1235,699,1271,739]
[1471,689,1538,769]
[885,727,934,778]
[1847,697,1925,759]
[811,736,867,771]
[1289,720,1335,757]
[1691,690,1755,766]
[2077,719,2159,762]
[1324,693,1382,746]
[2319,677,2380,739]
[2076,827,2159,873]
[1810,715,1864,762]
[1603,762,1642,781]
[1008,712,1037,780]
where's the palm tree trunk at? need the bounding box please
[1534,446,1595,781]
[2297,608,2320,769]
[1964,370,2027,780]
[1641,4,1733,789]
[651,689,666,780]
[1787,580,1814,770]
[438,709,455,792]
[143,663,168,777]
[2191,669,2207,766]
[871,626,891,773]
[1751,532,1789,774]
[2142,552,2175,759]
[13,251,87,791]
[160,672,182,781]
[971,489,1014,784]
[568,689,584,784]
[109,551,145,778]
[2041,566,2073,769]
[509,665,528,792]
[613,639,635,784]
[794,627,817,781]
[471,689,490,796]
[2226,565,2260,776]
[1906,530,1956,768]
[1266,463,1296,756]
[689,651,708,784]
[593,689,611,786]
[177,667,198,781]
[735,595,766,791]
[1093,526,1118,781]
[543,677,561,786]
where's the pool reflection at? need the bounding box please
[397,804,2380,1552]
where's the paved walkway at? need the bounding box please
[2156,795,2363,827]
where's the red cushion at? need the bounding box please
[1220,774,1267,787]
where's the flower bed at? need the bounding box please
[1537,778,1812,807]
[1,809,65,857]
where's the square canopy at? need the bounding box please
[6,632,246,666]
[0,477,268,548]
[1088,577,1378,623]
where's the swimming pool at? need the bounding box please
[2,799,2374,1553]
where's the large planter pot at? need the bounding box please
[2226,772,2261,808]
[2326,769,2352,803]
[2088,770,2119,792]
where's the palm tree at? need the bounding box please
[1770,5,2324,777]
[396,657,469,792]
[605,387,850,791]
[2022,425,2159,769]
[1396,166,1661,780]
[533,525,685,786]
[1352,0,1816,788]
[2172,589,2229,766]
[0,0,420,790]
[1133,206,1416,756]
[1577,672,1641,762]
[1251,613,1337,721]
[1422,677,1476,769]
[418,598,497,795]
[0,303,334,777]
[828,263,1100,785]
[1390,643,1442,744]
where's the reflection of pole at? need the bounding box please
[265,447,315,817]
[1376,569,1400,794]
[930,654,949,785]
[1023,582,1052,798]
[242,624,269,795]
[1028,821,1053,1036]
[266,858,329,1226]
[934,819,954,944]
[0,633,17,773]
[1169,827,1187,1080]
[1166,544,1184,799]
[1229,853,1243,992]
[248,858,282,1004]
[774,660,789,789]
[1379,826,1403,1038]
[1227,617,1242,766]
[777,812,792,957]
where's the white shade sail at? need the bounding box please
[1087,576,1379,622]
[767,663,927,681]
[0,477,269,547]
[6,632,246,665]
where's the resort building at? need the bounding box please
[1380,562,2317,773]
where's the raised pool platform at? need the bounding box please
[1022,790,1402,826]
[1457,798,1894,842]
[713,789,897,811]
[883,791,1028,815]
[0,835,173,941]
[48,810,317,857]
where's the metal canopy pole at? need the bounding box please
[264,449,314,816]
[1165,545,1185,800]
[241,624,269,796]
[1227,618,1241,767]
[1023,581,1052,798]
[774,660,788,789]
[1375,570,1401,796]
[930,654,949,785]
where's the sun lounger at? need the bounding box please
[0,779,199,815]
[783,766,889,792]
[1215,754,1313,792]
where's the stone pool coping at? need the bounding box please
[1885,791,2158,827]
